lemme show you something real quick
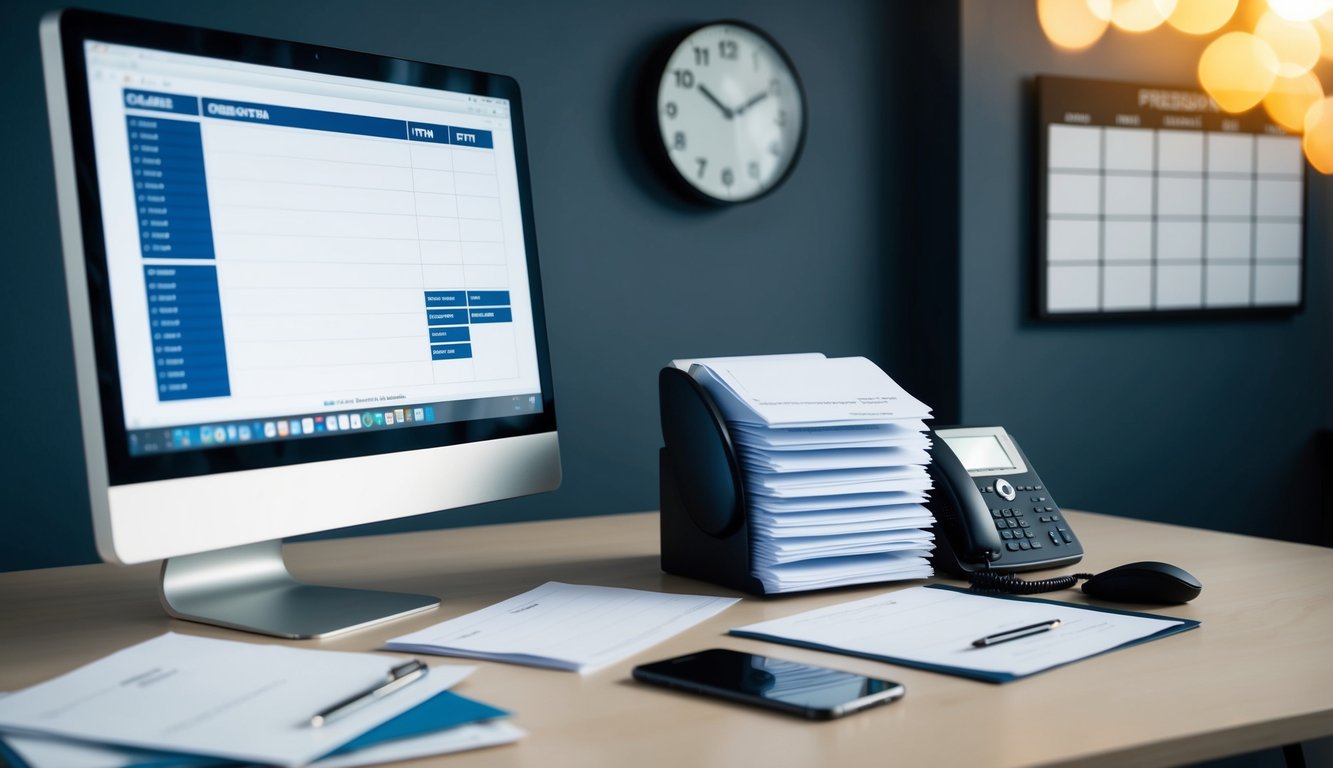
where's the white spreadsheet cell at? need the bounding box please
[420,240,464,264]
[472,326,520,381]
[1255,221,1302,262]
[225,287,425,315]
[422,264,466,286]
[1046,265,1100,312]
[1254,263,1301,305]
[213,152,413,191]
[463,241,507,265]
[229,336,427,370]
[1206,177,1252,217]
[1104,175,1153,216]
[1102,265,1152,310]
[220,261,424,290]
[463,264,509,288]
[1048,125,1101,170]
[415,192,460,218]
[204,124,410,167]
[457,195,502,220]
[409,144,454,171]
[418,216,462,241]
[433,358,478,384]
[1157,131,1204,172]
[213,207,418,240]
[1155,176,1203,217]
[220,234,421,265]
[460,218,503,242]
[1156,221,1203,262]
[1155,264,1204,309]
[232,361,434,398]
[412,168,457,194]
[1206,221,1251,262]
[1205,264,1251,307]
[455,172,500,197]
[225,311,421,344]
[1047,219,1100,263]
[209,178,415,215]
[1256,135,1303,175]
[453,148,497,175]
[1103,128,1154,171]
[1206,133,1254,174]
[1047,173,1101,215]
[1104,221,1152,262]
[1255,179,1302,217]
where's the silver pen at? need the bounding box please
[309,659,428,727]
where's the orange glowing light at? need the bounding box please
[1317,11,1333,60]
[1037,0,1113,49]
[1303,97,1333,172]
[1264,72,1324,130]
[1255,11,1322,77]
[1108,0,1178,31]
[1166,0,1239,34]
[1198,32,1280,112]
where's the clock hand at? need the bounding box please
[696,84,734,120]
[735,90,770,116]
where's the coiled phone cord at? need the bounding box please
[967,570,1096,595]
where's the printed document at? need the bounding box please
[0,633,474,767]
[385,582,739,673]
[731,585,1198,682]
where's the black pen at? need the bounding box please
[309,659,428,727]
[972,619,1061,648]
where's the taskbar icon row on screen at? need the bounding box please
[128,405,437,456]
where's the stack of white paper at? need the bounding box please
[673,354,935,593]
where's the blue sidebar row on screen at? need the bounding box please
[144,265,231,401]
[431,344,473,360]
[128,116,216,260]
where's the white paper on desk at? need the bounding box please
[681,355,931,427]
[742,447,931,472]
[758,553,932,592]
[730,420,930,447]
[751,491,926,512]
[0,633,474,768]
[384,582,739,673]
[732,586,1189,678]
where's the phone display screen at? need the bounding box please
[939,434,1018,473]
[634,649,902,716]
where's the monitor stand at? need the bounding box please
[159,540,439,639]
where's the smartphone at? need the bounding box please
[632,648,904,720]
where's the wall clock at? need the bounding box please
[649,21,807,204]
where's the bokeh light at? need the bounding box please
[1254,11,1322,77]
[1316,11,1333,61]
[1263,72,1325,130]
[1166,0,1239,34]
[1302,97,1333,172]
[1198,32,1280,112]
[1108,0,1179,32]
[1267,0,1333,22]
[1037,0,1113,49]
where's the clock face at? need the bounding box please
[655,22,806,204]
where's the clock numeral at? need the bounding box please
[769,78,781,96]
[696,157,707,178]
[664,101,678,119]
[752,50,760,72]
[672,69,695,89]
[693,47,709,66]
[718,40,739,60]
[769,141,782,157]
[747,162,760,179]
[776,110,787,128]
[674,132,687,150]
[721,168,735,187]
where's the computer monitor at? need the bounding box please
[40,9,560,638]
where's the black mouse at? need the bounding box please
[1081,561,1202,604]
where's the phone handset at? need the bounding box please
[927,438,1002,565]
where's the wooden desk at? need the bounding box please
[1,511,1330,768]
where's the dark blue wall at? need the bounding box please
[0,0,916,570]
[959,1,1333,545]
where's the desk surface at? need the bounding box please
[1,511,1331,768]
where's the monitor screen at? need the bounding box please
[54,17,554,487]
[44,10,559,576]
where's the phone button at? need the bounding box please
[995,478,1016,501]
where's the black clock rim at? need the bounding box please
[644,19,808,207]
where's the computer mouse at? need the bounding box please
[1081,561,1202,604]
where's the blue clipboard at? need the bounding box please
[730,583,1200,684]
